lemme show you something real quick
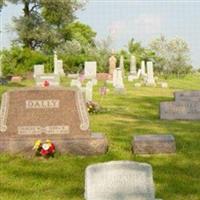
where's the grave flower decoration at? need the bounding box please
[86,101,100,113]
[43,80,49,87]
[33,139,55,158]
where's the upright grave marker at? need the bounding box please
[85,161,161,200]
[0,87,108,155]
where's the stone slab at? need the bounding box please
[0,87,108,155]
[160,101,200,120]
[85,161,158,200]
[35,74,60,86]
[133,134,176,154]
[0,133,108,156]
[174,90,200,102]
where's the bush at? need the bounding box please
[1,46,49,77]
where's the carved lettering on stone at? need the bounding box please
[26,100,60,109]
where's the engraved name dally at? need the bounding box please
[18,126,69,135]
[26,99,60,109]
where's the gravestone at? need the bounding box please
[146,61,155,86]
[85,161,161,200]
[57,60,65,76]
[85,81,93,102]
[119,56,124,77]
[109,55,117,75]
[141,61,146,76]
[34,64,44,78]
[84,61,97,79]
[133,135,176,154]
[0,55,2,77]
[70,79,82,89]
[130,55,137,74]
[160,101,200,120]
[113,68,124,91]
[174,91,200,102]
[54,51,59,75]
[0,87,108,155]
[35,74,60,86]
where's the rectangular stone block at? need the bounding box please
[174,90,200,102]
[85,161,160,200]
[133,134,176,154]
[160,101,200,120]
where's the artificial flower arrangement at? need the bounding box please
[33,139,55,158]
[86,101,100,113]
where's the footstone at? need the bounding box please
[133,135,176,154]
[85,161,161,200]
[174,90,200,102]
[35,74,60,86]
[160,101,200,120]
[0,87,108,155]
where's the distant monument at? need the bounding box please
[119,55,125,77]
[108,55,117,75]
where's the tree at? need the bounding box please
[149,35,192,76]
[7,0,85,51]
[0,0,5,12]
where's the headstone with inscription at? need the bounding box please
[160,90,200,120]
[0,87,108,155]
[145,61,156,86]
[85,161,162,200]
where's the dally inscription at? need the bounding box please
[26,99,60,109]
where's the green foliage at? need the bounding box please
[150,35,192,76]
[66,22,96,46]
[1,47,48,76]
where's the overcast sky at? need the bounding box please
[1,0,200,67]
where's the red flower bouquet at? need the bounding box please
[33,139,55,158]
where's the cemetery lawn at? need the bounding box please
[0,74,200,200]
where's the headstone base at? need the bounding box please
[0,133,108,156]
[133,134,176,154]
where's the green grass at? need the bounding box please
[0,74,200,200]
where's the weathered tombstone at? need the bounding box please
[54,51,59,75]
[85,161,162,200]
[130,55,137,74]
[160,101,200,120]
[160,82,168,88]
[70,79,82,89]
[33,64,44,78]
[85,81,93,102]
[119,55,125,77]
[57,60,65,76]
[0,87,108,155]
[11,76,22,83]
[113,68,124,91]
[84,61,97,79]
[141,61,146,76]
[35,74,60,86]
[133,135,176,154]
[109,55,117,75]
[146,61,156,86]
[174,91,200,102]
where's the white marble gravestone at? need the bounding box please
[85,81,93,102]
[84,61,97,79]
[54,51,58,75]
[119,56,125,77]
[113,68,124,91]
[33,64,44,78]
[146,61,155,86]
[130,55,137,74]
[70,79,82,89]
[57,60,65,76]
[141,61,146,76]
[85,161,161,200]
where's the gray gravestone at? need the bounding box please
[174,91,200,102]
[133,135,176,154]
[35,74,60,86]
[84,61,97,79]
[85,161,161,200]
[160,101,200,120]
